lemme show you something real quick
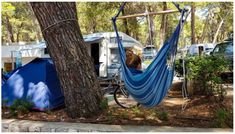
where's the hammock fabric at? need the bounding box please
[112,3,188,107]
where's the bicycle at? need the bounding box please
[98,68,139,108]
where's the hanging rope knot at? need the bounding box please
[41,19,78,33]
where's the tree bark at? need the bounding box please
[160,2,167,48]
[30,2,102,118]
[213,19,224,44]
[16,22,24,43]
[191,3,196,44]
[145,6,155,46]
[121,9,130,35]
[199,8,211,43]
[5,16,14,43]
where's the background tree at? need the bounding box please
[2,2,15,43]
[2,2,233,47]
[1,2,42,44]
[159,2,167,48]
[30,2,102,118]
[191,3,196,44]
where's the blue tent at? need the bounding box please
[2,58,64,111]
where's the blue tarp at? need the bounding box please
[2,58,64,111]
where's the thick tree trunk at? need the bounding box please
[5,16,14,43]
[30,2,102,118]
[191,3,196,44]
[160,2,167,48]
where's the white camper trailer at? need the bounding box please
[83,32,143,77]
[2,32,143,77]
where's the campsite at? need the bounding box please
[1,2,233,132]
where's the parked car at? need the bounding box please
[142,45,157,58]
[107,63,122,79]
[210,38,233,81]
[210,38,233,62]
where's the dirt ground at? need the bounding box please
[2,81,233,128]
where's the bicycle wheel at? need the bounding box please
[114,85,139,108]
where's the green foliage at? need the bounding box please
[213,109,231,127]
[45,110,52,115]
[155,110,169,121]
[2,2,42,43]
[1,2,233,47]
[107,110,114,121]
[9,99,34,116]
[2,2,16,16]
[132,106,144,117]
[174,59,183,77]
[132,106,140,114]
[119,110,129,119]
[2,99,9,106]
[185,55,229,97]
[99,98,109,110]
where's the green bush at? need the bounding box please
[214,109,231,127]
[185,56,229,98]
[99,98,108,110]
[2,99,9,106]
[9,99,34,116]
[175,59,184,77]
[120,110,129,119]
[107,110,114,121]
[156,110,169,121]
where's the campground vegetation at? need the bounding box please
[2,2,233,47]
[1,2,233,126]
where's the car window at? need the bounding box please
[225,43,233,55]
[205,48,213,52]
[213,42,232,54]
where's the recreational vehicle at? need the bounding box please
[2,32,143,78]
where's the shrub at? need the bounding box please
[132,106,145,118]
[214,108,231,128]
[99,98,108,110]
[185,56,229,98]
[2,99,9,107]
[119,110,129,119]
[175,59,184,77]
[9,99,34,116]
[156,111,169,121]
[107,110,114,121]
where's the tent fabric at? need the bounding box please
[2,58,64,111]
[112,3,188,107]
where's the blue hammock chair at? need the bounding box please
[112,3,189,107]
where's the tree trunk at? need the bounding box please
[213,19,224,44]
[145,6,155,46]
[160,2,167,48]
[28,2,43,43]
[191,3,196,44]
[121,9,130,35]
[30,2,102,118]
[16,23,24,43]
[199,8,211,43]
[5,16,14,43]
[33,18,43,42]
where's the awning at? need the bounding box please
[83,36,104,44]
